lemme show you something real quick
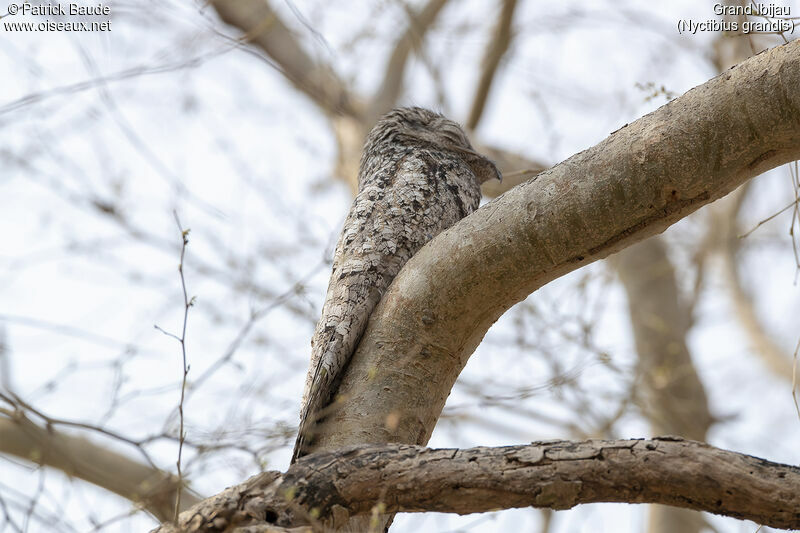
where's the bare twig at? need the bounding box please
[154,212,194,522]
[738,197,798,238]
[188,260,325,394]
[789,161,800,273]
[714,183,795,380]
[174,213,192,522]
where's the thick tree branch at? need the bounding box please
[312,40,800,455]
[0,413,200,522]
[154,438,800,531]
[151,41,800,533]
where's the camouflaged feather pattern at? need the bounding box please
[293,107,499,461]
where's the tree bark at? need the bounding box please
[153,39,800,533]
[313,40,800,457]
[154,438,800,532]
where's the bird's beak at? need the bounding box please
[470,154,502,184]
[446,144,502,184]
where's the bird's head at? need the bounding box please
[367,107,502,184]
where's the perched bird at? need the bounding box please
[293,107,500,462]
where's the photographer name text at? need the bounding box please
[7,3,109,16]
[3,3,112,32]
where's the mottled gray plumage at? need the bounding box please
[293,107,500,462]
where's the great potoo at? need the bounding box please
[293,107,500,462]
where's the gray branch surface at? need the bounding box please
[316,40,800,456]
[154,438,800,531]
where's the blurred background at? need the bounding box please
[1,0,798,531]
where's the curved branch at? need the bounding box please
[312,40,800,455]
[154,438,800,531]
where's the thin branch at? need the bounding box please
[187,260,325,395]
[208,0,357,117]
[368,0,451,120]
[738,197,798,238]
[789,160,800,273]
[466,0,518,130]
[158,212,194,522]
[714,183,795,380]
[0,48,234,117]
